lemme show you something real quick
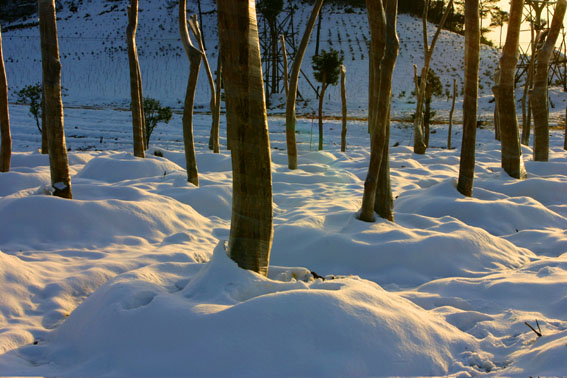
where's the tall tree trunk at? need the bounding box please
[375,100,394,221]
[41,98,48,153]
[137,63,146,149]
[270,21,278,97]
[179,0,201,186]
[0,27,11,172]
[39,0,72,199]
[127,0,145,158]
[521,28,538,145]
[448,77,456,149]
[492,67,500,140]
[457,0,480,197]
[340,64,347,152]
[359,0,397,223]
[413,0,453,155]
[498,0,527,179]
[285,0,324,169]
[531,0,567,161]
[187,16,217,154]
[318,80,327,151]
[213,54,222,153]
[196,0,206,50]
[280,34,288,96]
[367,0,387,138]
[218,0,273,276]
[315,5,322,56]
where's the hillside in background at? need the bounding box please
[0,0,507,117]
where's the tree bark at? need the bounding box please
[340,64,347,152]
[521,28,538,145]
[127,0,145,158]
[179,0,201,186]
[413,0,453,155]
[375,101,394,221]
[285,0,324,169]
[0,27,11,172]
[41,98,48,153]
[318,79,327,151]
[492,67,500,140]
[498,0,527,179]
[39,0,72,199]
[359,0,397,223]
[213,53,222,153]
[531,0,567,161]
[280,34,288,96]
[457,0,480,197]
[367,0,387,138]
[448,77,456,149]
[218,0,273,276]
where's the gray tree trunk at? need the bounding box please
[213,53,221,153]
[457,0,480,197]
[179,0,201,186]
[318,79,327,151]
[218,0,273,276]
[531,0,567,161]
[0,27,11,172]
[498,0,527,179]
[359,0,397,223]
[340,64,347,152]
[285,0,324,169]
[39,0,72,199]
[448,77,456,149]
[127,0,145,158]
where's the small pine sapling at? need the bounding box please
[143,97,172,147]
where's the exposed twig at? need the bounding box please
[525,321,543,337]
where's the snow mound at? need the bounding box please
[19,244,485,377]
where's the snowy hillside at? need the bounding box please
[2,0,512,116]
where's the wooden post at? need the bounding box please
[0,26,11,172]
[38,0,72,199]
[127,0,145,158]
[179,0,201,186]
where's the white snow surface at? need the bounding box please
[1,0,567,376]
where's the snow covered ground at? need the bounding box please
[1,0,567,376]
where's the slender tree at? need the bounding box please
[340,64,347,152]
[39,0,72,199]
[413,0,453,154]
[214,53,222,153]
[492,66,500,140]
[127,0,145,158]
[448,77,456,149]
[218,0,273,276]
[531,0,567,161]
[457,0,480,197]
[498,0,526,179]
[359,0,397,222]
[179,0,201,186]
[0,27,11,172]
[285,0,324,169]
[280,34,289,96]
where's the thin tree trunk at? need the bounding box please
[318,80,327,151]
[39,0,72,199]
[448,77,456,149]
[375,100,394,221]
[413,0,453,155]
[280,34,288,96]
[285,0,324,169]
[188,15,217,153]
[359,0,397,223]
[492,67,500,140]
[127,0,145,158]
[367,0,387,138]
[270,21,278,97]
[457,0,480,197]
[340,64,347,152]
[0,27,11,172]
[498,0,527,179]
[179,0,201,186]
[531,0,567,161]
[137,63,146,149]
[315,5,322,56]
[213,54,221,153]
[521,28,538,145]
[218,0,273,276]
[196,0,206,50]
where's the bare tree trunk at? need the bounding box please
[564,102,567,150]
[359,0,397,223]
[367,0,386,138]
[375,100,394,221]
[39,0,72,199]
[413,0,453,155]
[180,0,201,186]
[127,0,145,158]
[187,16,217,153]
[213,54,222,153]
[0,27,11,172]
[448,77,456,149]
[285,0,324,169]
[521,28,538,145]
[41,98,48,153]
[340,64,347,152]
[531,0,567,161]
[218,0,273,276]
[280,34,288,96]
[137,62,146,149]
[457,0,480,197]
[318,80,327,151]
[492,67,500,140]
[315,5,322,56]
[498,0,527,179]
